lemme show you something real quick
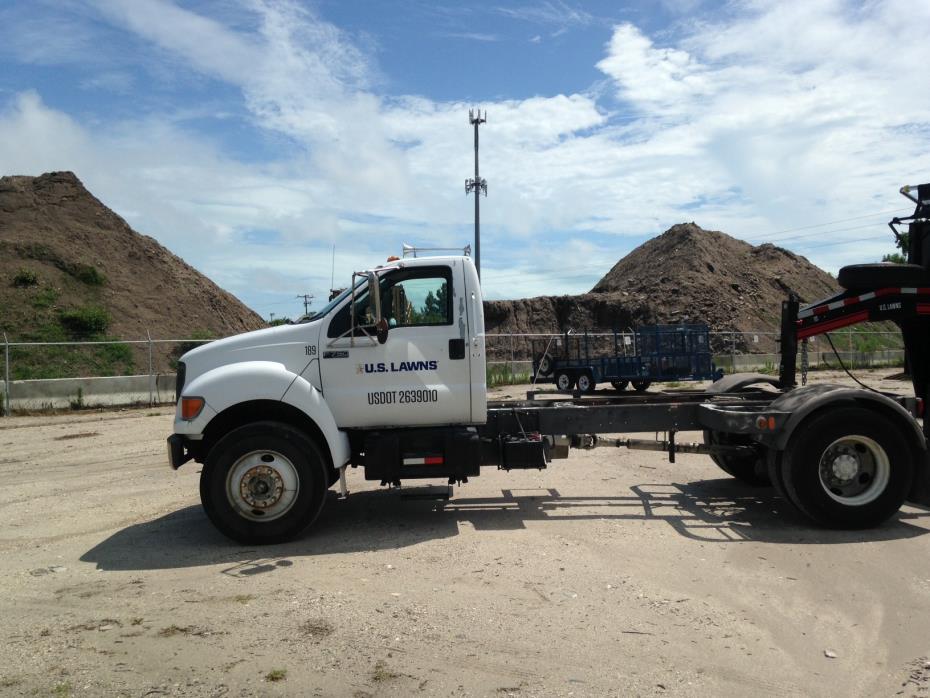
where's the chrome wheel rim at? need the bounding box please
[577,374,592,392]
[818,435,890,506]
[557,374,572,391]
[227,450,300,521]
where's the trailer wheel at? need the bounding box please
[781,407,915,528]
[576,371,596,394]
[200,421,328,544]
[632,380,651,393]
[611,380,629,391]
[703,430,769,486]
[555,371,574,392]
[535,352,553,377]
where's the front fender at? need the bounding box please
[282,374,350,467]
[175,361,350,469]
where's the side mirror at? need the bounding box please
[376,318,389,344]
[367,271,380,316]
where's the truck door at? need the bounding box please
[320,263,473,428]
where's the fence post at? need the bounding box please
[730,332,736,372]
[510,335,515,379]
[3,333,9,417]
[147,329,154,408]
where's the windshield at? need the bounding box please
[300,277,368,323]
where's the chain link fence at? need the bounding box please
[484,329,905,386]
[1,329,906,414]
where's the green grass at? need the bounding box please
[59,306,110,337]
[12,268,38,287]
[31,286,60,310]
[72,264,105,286]
[265,669,287,682]
[487,364,531,388]
[10,340,136,380]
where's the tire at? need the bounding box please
[611,380,629,392]
[200,421,329,544]
[555,371,574,392]
[632,380,651,393]
[781,407,915,528]
[703,430,769,486]
[535,353,553,377]
[576,371,596,394]
[766,448,791,502]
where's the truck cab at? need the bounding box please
[168,255,488,543]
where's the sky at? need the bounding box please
[1,0,928,321]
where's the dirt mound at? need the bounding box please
[0,171,264,376]
[484,222,839,356]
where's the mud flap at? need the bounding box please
[907,451,930,507]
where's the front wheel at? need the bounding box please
[781,407,915,528]
[200,421,329,544]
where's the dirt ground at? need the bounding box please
[2,370,930,697]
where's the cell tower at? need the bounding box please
[465,109,487,278]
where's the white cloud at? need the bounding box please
[596,23,710,108]
[2,0,929,314]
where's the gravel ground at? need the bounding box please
[1,370,929,697]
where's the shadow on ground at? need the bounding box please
[82,478,930,571]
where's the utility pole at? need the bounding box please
[465,109,487,279]
[296,293,314,316]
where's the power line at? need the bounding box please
[743,207,909,242]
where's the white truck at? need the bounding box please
[168,251,930,544]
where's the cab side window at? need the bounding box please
[326,267,452,338]
[382,273,451,328]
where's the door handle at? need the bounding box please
[449,338,466,360]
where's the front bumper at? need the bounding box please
[167,434,193,469]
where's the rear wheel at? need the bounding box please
[535,352,553,377]
[703,430,769,486]
[555,371,574,392]
[632,380,651,393]
[201,421,329,544]
[781,407,914,528]
[611,380,629,391]
[576,371,596,394]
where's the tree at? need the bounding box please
[882,231,909,264]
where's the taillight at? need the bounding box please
[181,397,205,420]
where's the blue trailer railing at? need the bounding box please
[533,324,723,394]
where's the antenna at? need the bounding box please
[330,244,336,292]
[465,108,487,279]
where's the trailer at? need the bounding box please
[533,324,723,394]
[168,183,930,544]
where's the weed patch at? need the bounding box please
[59,306,110,337]
[265,669,287,682]
[12,268,38,287]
